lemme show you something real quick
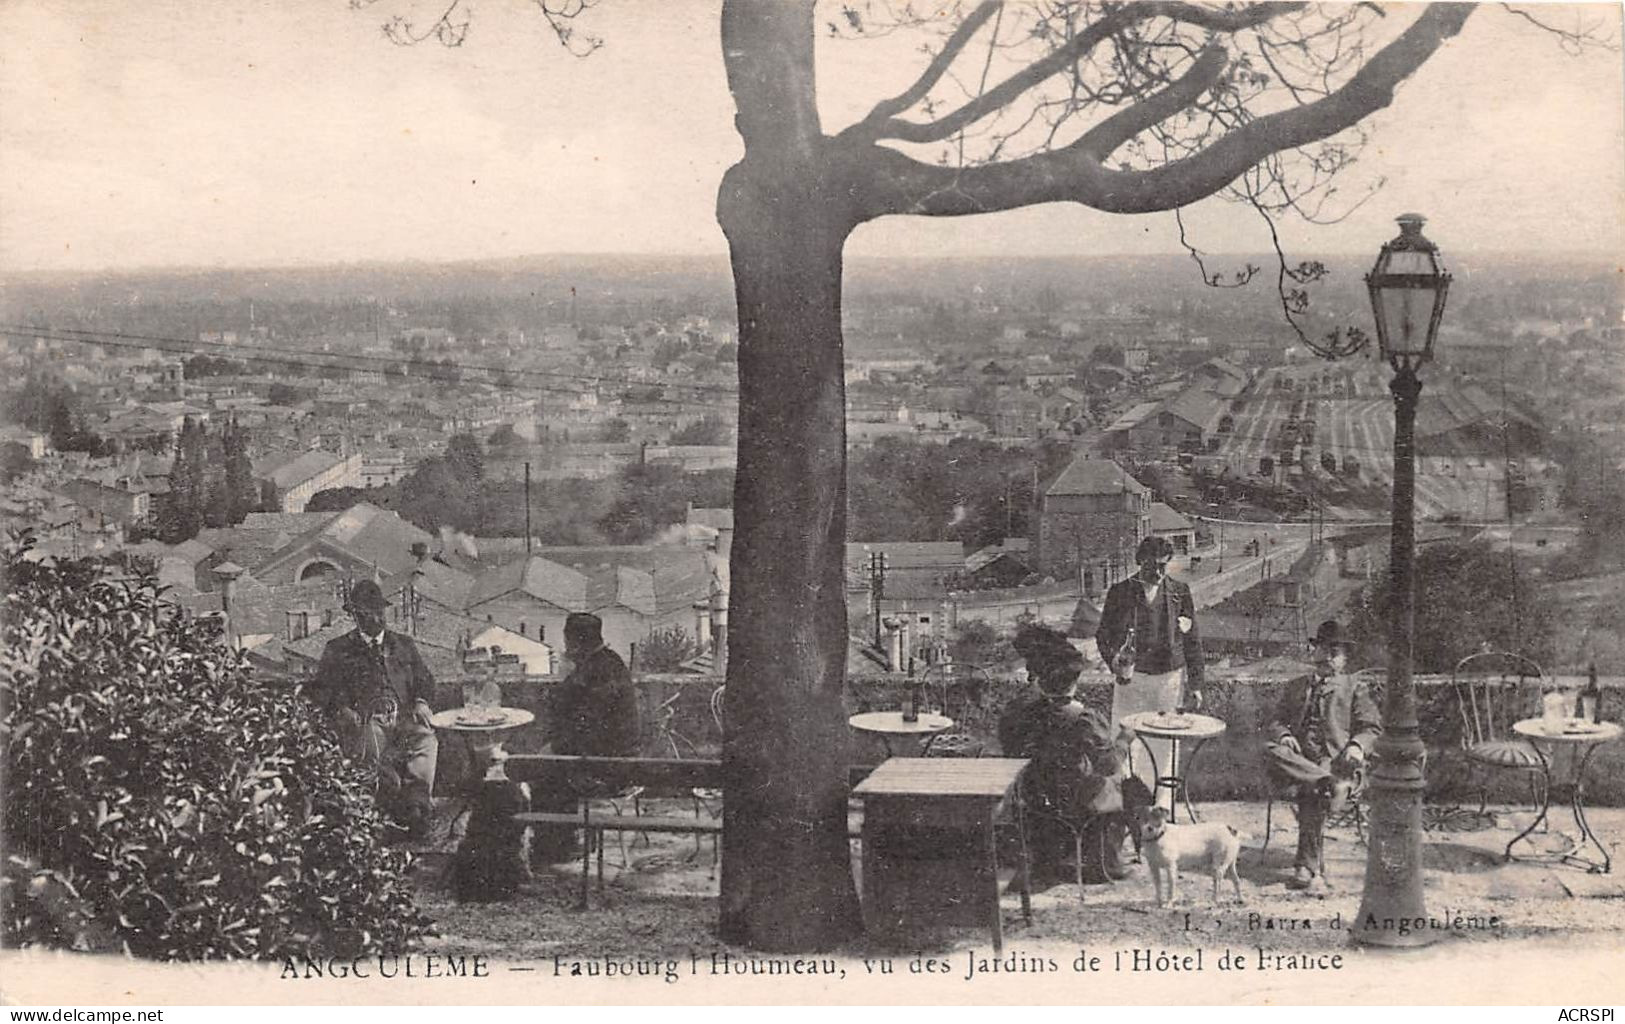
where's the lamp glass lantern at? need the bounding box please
[1365,213,1451,368]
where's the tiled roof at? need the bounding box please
[1198,358,1247,382]
[1045,458,1149,497]
[1160,389,1226,432]
[533,546,715,619]
[1149,502,1194,533]
[466,556,590,611]
[1104,401,1160,433]
[392,557,476,611]
[194,526,295,574]
[845,541,965,571]
[302,503,434,579]
[223,576,345,639]
[241,511,341,534]
[255,450,346,490]
[965,538,1032,574]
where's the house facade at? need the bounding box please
[1037,457,1151,591]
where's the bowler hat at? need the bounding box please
[345,579,391,613]
[564,611,604,648]
[1309,619,1353,649]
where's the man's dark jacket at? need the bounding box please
[311,629,436,717]
[548,645,640,757]
[1094,575,1204,686]
[1268,671,1382,757]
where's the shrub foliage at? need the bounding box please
[1,535,430,959]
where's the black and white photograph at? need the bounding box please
[1,0,1622,1008]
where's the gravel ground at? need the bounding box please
[407,799,1625,962]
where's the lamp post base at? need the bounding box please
[1353,749,1434,948]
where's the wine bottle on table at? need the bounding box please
[904,657,919,723]
[1580,663,1602,724]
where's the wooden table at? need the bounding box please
[847,711,954,757]
[1120,710,1227,822]
[852,757,1029,954]
[1508,718,1621,873]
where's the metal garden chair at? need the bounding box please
[1442,650,1546,830]
[921,661,993,758]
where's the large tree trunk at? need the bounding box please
[715,0,864,952]
[715,158,863,951]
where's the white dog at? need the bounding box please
[1136,807,1246,906]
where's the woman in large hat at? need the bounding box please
[998,624,1136,886]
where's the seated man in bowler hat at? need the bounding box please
[1265,618,1382,890]
[310,579,439,838]
[531,612,641,863]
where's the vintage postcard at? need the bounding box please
[1,0,1622,1008]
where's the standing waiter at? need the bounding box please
[310,579,440,839]
[1093,535,1205,791]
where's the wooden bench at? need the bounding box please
[505,754,722,907]
[504,755,883,907]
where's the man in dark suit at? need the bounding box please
[531,612,641,863]
[1093,536,1205,789]
[548,612,640,757]
[1266,619,1382,890]
[310,579,439,838]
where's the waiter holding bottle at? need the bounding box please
[1093,536,1205,790]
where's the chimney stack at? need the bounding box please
[211,561,245,649]
[693,602,712,654]
[883,616,903,673]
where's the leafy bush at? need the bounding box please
[636,626,697,673]
[1,535,431,960]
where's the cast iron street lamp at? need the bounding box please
[1354,213,1451,947]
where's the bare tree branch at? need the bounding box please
[1076,41,1228,158]
[850,3,1475,219]
[353,0,601,54]
[1174,206,1258,288]
[852,2,1299,145]
[856,11,1130,144]
[351,0,472,46]
[1500,3,1619,55]
[845,0,1004,138]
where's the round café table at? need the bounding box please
[848,711,954,757]
[428,706,536,797]
[1508,717,1621,873]
[1120,710,1227,822]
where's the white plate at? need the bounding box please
[455,711,507,727]
[1151,713,1193,730]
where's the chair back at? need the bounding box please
[709,684,726,737]
[1450,651,1543,748]
[922,662,992,757]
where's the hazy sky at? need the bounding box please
[1,1,1621,272]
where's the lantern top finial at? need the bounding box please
[1391,213,1435,251]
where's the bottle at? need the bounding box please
[903,659,919,723]
[1580,663,1602,724]
[1113,626,1137,682]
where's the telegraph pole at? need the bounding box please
[524,461,533,555]
[869,551,888,648]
